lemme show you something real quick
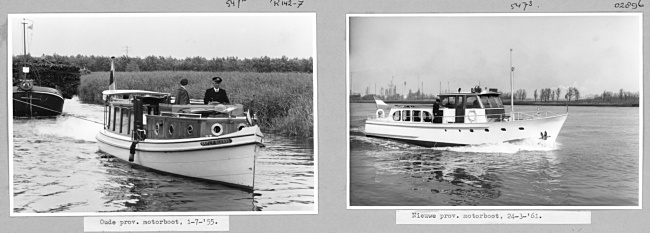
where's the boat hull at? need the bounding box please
[13,86,64,117]
[365,114,568,147]
[96,126,264,191]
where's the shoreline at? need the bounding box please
[349,99,639,107]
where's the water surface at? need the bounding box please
[350,103,639,207]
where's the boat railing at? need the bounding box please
[160,112,203,118]
[504,111,566,121]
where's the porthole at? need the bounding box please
[501,128,506,131]
[155,122,163,135]
[444,129,447,132]
[211,123,224,136]
[458,129,461,132]
[169,124,174,135]
[518,127,525,130]
[237,123,247,131]
[485,129,490,132]
[470,129,474,132]
[187,125,194,135]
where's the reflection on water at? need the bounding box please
[12,97,314,213]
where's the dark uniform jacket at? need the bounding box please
[204,88,230,104]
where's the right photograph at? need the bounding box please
[347,13,641,208]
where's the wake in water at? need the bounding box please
[433,139,561,154]
[31,116,103,142]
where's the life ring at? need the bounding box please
[211,123,224,136]
[467,110,477,123]
[237,123,247,131]
[376,109,385,118]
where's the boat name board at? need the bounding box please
[200,138,233,146]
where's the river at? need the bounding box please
[349,103,639,207]
[12,97,315,213]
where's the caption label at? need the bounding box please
[84,216,229,232]
[226,0,306,8]
[396,210,591,224]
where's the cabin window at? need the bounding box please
[112,107,119,131]
[487,96,504,108]
[480,96,490,108]
[457,96,464,107]
[187,125,194,135]
[413,110,421,122]
[119,108,125,133]
[392,111,401,121]
[441,96,456,108]
[466,96,481,109]
[423,111,432,122]
[126,109,132,135]
[106,106,111,129]
[402,110,411,122]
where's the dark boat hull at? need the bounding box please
[13,86,65,117]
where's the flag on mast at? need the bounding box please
[109,56,116,90]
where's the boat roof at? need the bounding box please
[102,90,171,97]
[439,92,501,96]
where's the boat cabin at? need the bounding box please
[103,90,253,140]
[387,87,507,124]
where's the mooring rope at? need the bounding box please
[12,98,104,125]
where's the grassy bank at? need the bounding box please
[79,71,313,137]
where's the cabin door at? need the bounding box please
[455,96,465,123]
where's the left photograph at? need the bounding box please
[9,13,316,215]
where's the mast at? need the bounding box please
[22,18,28,80]
[510,48,514,114]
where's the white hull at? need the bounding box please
[365,114,568,147]
[96,126,264,191]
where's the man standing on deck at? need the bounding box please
[432,96,441,123]
[204,76,230,104]
[174,78,190,105]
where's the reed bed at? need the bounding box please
[79,71,313,137]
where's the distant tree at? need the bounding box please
[556,87,561,101]
[574,88,580,100]
[533,89,538,101]
[126,60,140,72]
[566,87,575,101]
[551,90,555,101]
[620,89,624,100]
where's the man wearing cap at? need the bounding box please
[173,78,191,105]
[204,76,230,104]
[432,96,441,123]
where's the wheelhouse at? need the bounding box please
[387,87,507,124]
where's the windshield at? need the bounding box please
[483,95,504,108]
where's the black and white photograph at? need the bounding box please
[9,13,316,215]
[348,13,641,208]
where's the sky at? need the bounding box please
[10,13,315,59]
[348,14,642,97]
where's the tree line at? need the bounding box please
[14,54,313,73]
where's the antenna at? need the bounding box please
[510,48,514,114]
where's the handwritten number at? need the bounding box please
[511,1,534,11]
[615,0,644,9]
